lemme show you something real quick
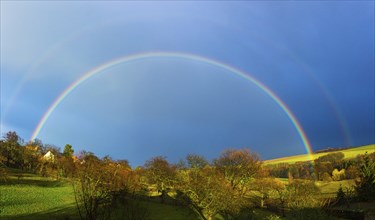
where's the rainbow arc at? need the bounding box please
[30,52,314,160]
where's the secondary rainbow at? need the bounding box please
[30,52,314,160]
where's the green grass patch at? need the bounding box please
[0,172,76,219]
[332,201,375,213]
[315,180,355,194]
[137,200,197,220]
[1,170,198,219]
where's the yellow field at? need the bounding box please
[264,144,375,165]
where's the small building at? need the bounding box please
[43,151,55,162]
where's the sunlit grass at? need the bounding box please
[315,180,355,194]
[264,144,375,165]
[0,171,198,219]
[0,173,76,219]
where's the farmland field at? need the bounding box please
[264,144,375,165]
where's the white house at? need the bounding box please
[43,151,55,162]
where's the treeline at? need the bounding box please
[266,151,375,184]
[315,147,354,154]
[1,131,375,220]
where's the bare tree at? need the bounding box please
[144,156,176,202]
[214,148,261,196]
[73,153,129,220]
[176,166,241,220]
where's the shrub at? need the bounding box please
[346,165,359,179]
[336,185,346,205]
[332,169,346,181]
[267,214,281,220]
[355,153,375,201]
[315,152,344,163]
[321,172,332,182]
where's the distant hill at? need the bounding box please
[263,144,375,165]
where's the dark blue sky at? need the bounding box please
[1,2,374,166]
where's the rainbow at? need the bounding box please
[30,52,314,160]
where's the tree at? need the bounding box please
[289,162,312,179]
[63,144,74,158]
[0,141,8,181]
[124,167,147,196]
[22,142,40,171]
[286,180,321,209]
[144,156,176,201]
[214,148,261,196]
[346,165,359,179]
[315,152,344,163]
[73,152,129,220]
[314,162,333,181]
[273,180,325,218]
[251,177,281,208]
[266,163,289,178]
[73,152,105,219]
[355,152,375,201]
[269,179,288,217]
[0,131,23,167]
[176,166,242,220]
[58,147,77,178]
[186,154,209,169]
[285,180,330,220]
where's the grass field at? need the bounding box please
[0,170,290,220]
[0,172,76,219]
[264,144,375,165]
[0,171,199,220]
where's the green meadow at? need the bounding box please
[264,144,375,165]
[0,172,198,220]
[0,173,76,219]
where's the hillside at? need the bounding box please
[263,144,375,165]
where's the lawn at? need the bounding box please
[0,172,76,219]
[0,171,198,220]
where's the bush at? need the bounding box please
[345,165,359,179]
[315,152,344,163]
[321,172,332,182]
[332,169,346,181]
[266,214,281,220]
[336,185,355,208]
[355,153,375,201]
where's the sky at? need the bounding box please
[1,1,374,166]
